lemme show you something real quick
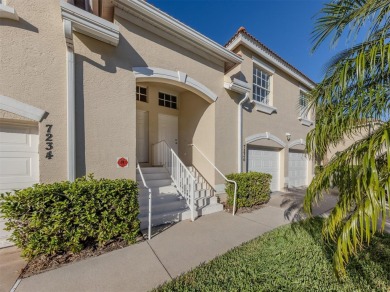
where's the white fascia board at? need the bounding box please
[227,35,315,89]
[253,57,275,75]
[0,4,19,20]
[0,95,46,122]
[224,78,251,94]
[60,1,119,46]
[114,0,242,65]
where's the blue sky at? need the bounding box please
[148,0,345,83]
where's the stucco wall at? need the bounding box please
[73,33,135,179]
[0,0,67,183]
[326,127,371,164]
[115,12,225,185]
[1,1,314,191]
[223,45,314,189]
[179,92,216,186]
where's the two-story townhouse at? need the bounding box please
[0,0,315,247]
[222,27,316,192]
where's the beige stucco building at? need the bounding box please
[0,0,316,246]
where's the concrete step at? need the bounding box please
[136,172,171,181]
[139,207,191,229]
[139,167,167,174]
[137,165,223,230]
[196,202,224,216]
[137,179,172,188]
[194,189,214,198]
[138,185,178,196]
[195,181,210,190]
[138,191,182,206]
[139,201,224,230]
[139,197,187,216]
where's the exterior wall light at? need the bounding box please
[286,133,291,141]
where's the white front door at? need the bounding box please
[0,122,39,248]
[136,110,149,163]
[288,151,307,188]
[247,148,280,192]
[158,114,178,153]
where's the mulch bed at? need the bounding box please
[20,235,144,278]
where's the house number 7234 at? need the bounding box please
[45,124,54,159]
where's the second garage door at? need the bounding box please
[247,148,280,192]
[0,122,39,248]
[288,151,307,188]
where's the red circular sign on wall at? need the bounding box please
[117,157,128,168]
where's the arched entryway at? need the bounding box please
[133,67,217,183]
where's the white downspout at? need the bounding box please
[238,92,250,173]
[64,19,76,182]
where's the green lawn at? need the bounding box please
[154,218,390,291]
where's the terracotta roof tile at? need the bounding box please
[225,27,315,86]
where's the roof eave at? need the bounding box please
[227,34,316,89]
[114,0,242,66]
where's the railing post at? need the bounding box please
[148,188,152,239]
[191,179,195,221]
[189,144,238,216]
[137,162,152,240]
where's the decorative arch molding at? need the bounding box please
[0,95,46,122]
[245,132,286,148]
[133,67,218,103]
[288,138,305,148]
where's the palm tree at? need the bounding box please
[304,0,390,275]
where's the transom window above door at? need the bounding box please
[159,92,177,109]
[253,67,270,104]
[136,86,147,102]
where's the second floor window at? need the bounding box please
[299,91,308,118]
[253,67,270,104]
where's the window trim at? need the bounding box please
[252,66,271,105]
[298,88,313,126]
[158,92,178,110]
[136,86,148,103]
[252,57,277,114]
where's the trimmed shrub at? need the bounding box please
[0,175,140,259]
[225,172,271,209]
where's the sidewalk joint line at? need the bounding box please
[146,241,173,280]
[236,214,275,229]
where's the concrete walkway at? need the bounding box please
[5,191,338,292]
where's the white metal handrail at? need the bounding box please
[152,140,196,221]
[136,162,152,240]
[189,144,238,216]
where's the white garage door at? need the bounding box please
[288,151,307,188]
[0,122,39,248]
[248,148,280,192]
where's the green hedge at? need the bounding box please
[225,172,271,209]
[0,175,140,259]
